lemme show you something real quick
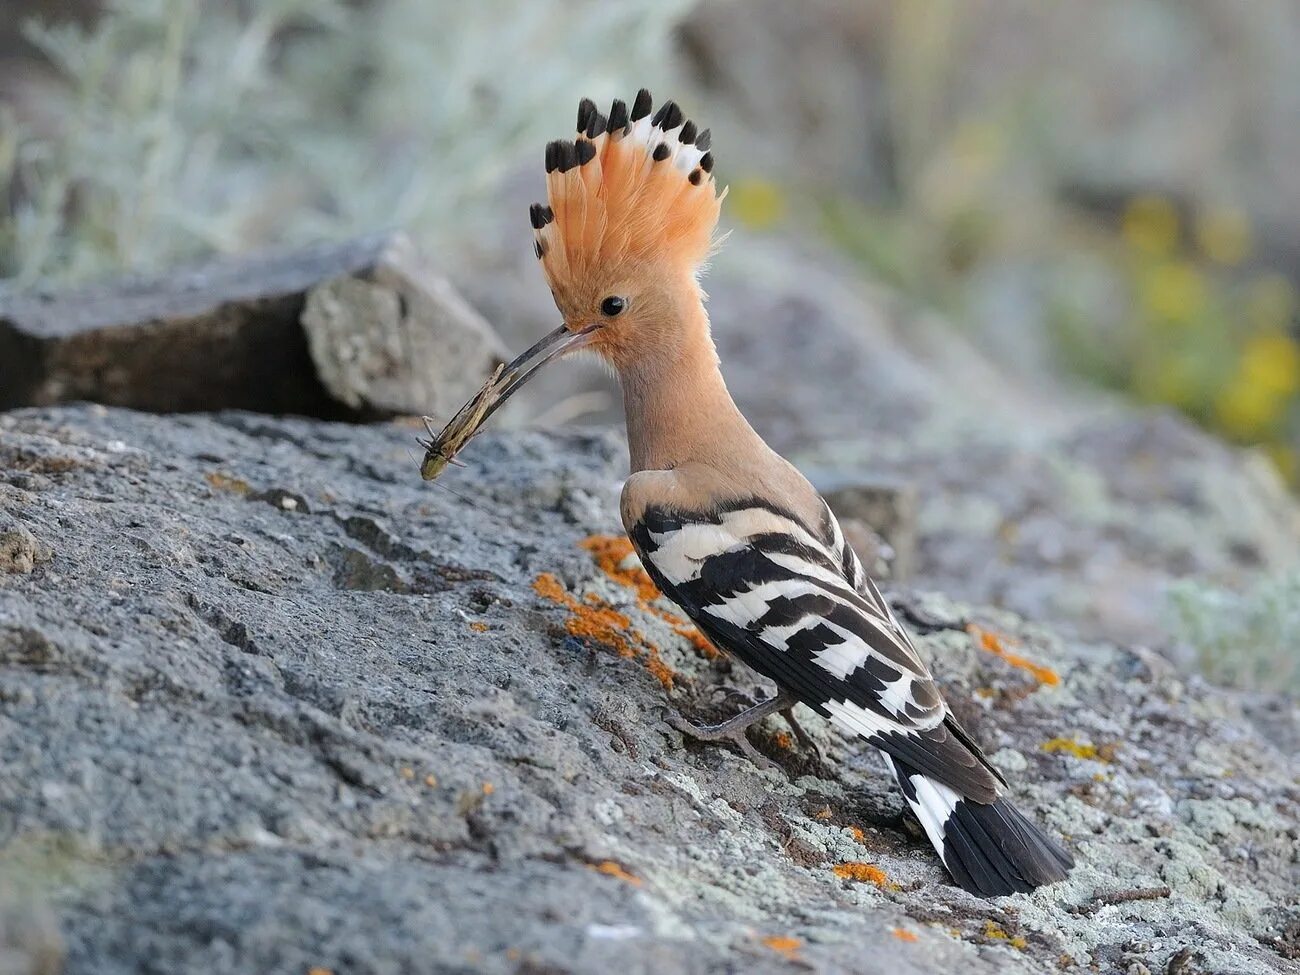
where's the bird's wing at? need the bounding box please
[629,498,1002,801]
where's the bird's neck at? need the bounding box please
[619,302,764,474]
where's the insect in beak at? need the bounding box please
[418,322,599,481]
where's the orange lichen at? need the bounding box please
[983,921,1027,950]
[890,928,919,943]
[533,571,677,685]
[581,535,661,601]
[580,535,720,660]
[566,603,636,658]
[398,766,415,781]
[642,649,677,690]
[469,621,489,633]
[832,862,891,887]
[773,731,794,751]
[482,782,495,796]
[848,826,866,843]
[533,573,570,605]
[967,624,1061,686]
[761,936,803,960]
[593,860,643,886]
[664,615,721,659]
[308,968,334,975]
[424,774,438,788]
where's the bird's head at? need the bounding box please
[495,90,726,395]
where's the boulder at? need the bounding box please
[1,405,1295,974]
[0,235,507,419]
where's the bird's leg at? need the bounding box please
[666,689,799,771]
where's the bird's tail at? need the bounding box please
[889,757,1074,896]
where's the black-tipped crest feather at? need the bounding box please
[608,99,629,133]
[576,98,596,134]
[631,88,652,121]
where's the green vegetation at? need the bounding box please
[1062,197,1298,487]
[1169,571,1300,691]
[0,0,693,286]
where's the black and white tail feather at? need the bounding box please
[629,493,1074,897]
[891,757,1073,895]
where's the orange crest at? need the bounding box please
[529,90,726,287]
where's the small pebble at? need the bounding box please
[0,521,54,574]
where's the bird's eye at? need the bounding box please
[600,295,627,317]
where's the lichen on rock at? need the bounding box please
[0,405,1296,974]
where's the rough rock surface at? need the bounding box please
[2,406,1297,975]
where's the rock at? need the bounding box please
[0,234,506,418]
[820,476,919,580]
[801,408,1300,649]
[0,404,1296,975]
[300,236,509,418]
[0,513,52,574]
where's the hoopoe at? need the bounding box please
[483,91,1073,897]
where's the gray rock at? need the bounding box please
[820,477,919,580]
[0,235,506,419]
[0,515,52,575]
[799,408,1300,651]
[300,236,508,419]
[0,405,1296,974]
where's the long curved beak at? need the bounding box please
[481,321,598,424]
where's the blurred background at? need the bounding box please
[3,0,1298,484]
[3,1,1299,688]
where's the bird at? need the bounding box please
[484,90,1074,897]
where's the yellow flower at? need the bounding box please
[1139,261,1206,323]
[729,178,786,230]
[1239,330,1300,395]
[1196,206,1252,265]
[1122,195,1179,256]
[1214,374,1285,438]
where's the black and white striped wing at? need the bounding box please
[629,499,1001,801]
